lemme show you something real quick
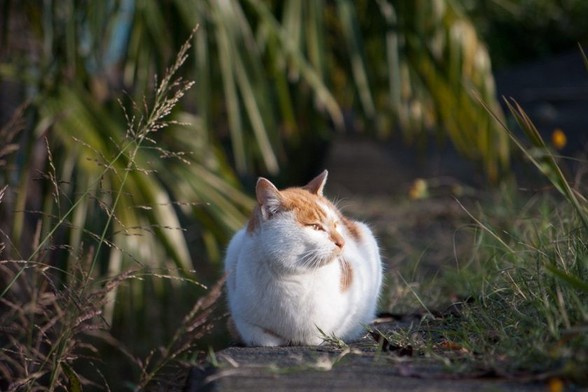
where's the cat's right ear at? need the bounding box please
[256,178,282,220]
[304,170,328,196]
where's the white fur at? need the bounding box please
[224,177,382,346]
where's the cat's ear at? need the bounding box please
[256,177,282,219]
[304,170,328,196]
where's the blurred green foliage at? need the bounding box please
[0,0,511,353]
[0,0,509,270]
[463,0,588,68]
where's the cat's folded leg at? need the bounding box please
[235,319,288,347]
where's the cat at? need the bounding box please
[224,170,382,346]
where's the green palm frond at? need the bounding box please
[1,0,510,335]
[399,0,509,181]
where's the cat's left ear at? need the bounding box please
[304,170,328,196]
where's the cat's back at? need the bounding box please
[345,219,382,287]
[224,227,250,291]
[352,220,380,261]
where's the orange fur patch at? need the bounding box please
[339,258,354,292]
[247,184,362,247]
[280,188,328,226]
[339,213,362,241]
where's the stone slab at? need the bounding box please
[185,322,546,392]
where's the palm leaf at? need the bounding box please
[398,0,509,181]
[336,0,376,120]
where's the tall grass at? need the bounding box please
[0,32,225,390]
[0,257,223,390]
[452,189,588,380]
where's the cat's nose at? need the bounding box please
[331,232,345,249]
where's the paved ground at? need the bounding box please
[184,320,546,392]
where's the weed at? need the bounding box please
[316,326,348,349]
[132,276,224,390]
[0,256,125,390]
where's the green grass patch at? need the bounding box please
[451,192,587,380]
[383,183,587,385]
[387,97,588,386]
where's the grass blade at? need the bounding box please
[579,43,588,72]
[546,264,588,294]
[503,98,588,230]
[336,0,376,120]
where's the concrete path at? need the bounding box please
[185,321,546,392]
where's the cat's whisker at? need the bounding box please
[304,248,339,270]
[299,249,324,270]
[303,253,321,269]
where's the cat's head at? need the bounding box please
[251,170,346,272]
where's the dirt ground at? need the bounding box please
[324,136,480,305]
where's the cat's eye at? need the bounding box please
[308,223,325,231]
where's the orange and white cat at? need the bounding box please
[224,170,382,346]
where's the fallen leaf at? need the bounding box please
[369,331,413,356]
[548,377,564,392]
[438,340,469,353]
